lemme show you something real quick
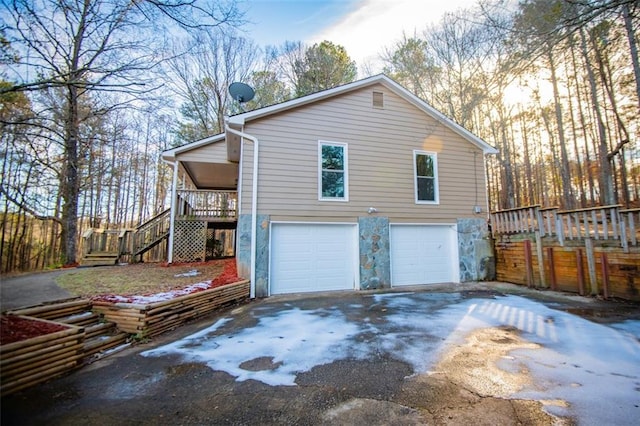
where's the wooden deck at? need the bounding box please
[81,190,239,264]
[491,205,640,301]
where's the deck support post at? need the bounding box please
[524,239,534,288]
[585,238,598,295]
[535,232,546,288]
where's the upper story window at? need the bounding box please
[319,141,348,201]
[414,150,439,204]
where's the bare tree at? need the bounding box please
[1,0,242,265]
[165,27,258,144]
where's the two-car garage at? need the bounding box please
[269,222,458,295]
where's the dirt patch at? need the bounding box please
[54,260,229,298]
[395,326,575,425]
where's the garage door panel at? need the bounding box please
[270,224,357,295]
[391,225,457,286]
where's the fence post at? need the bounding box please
[600,253,610,299]
[535,232,546,288]
[524,239,534,288]
[585,238,598,296]
[536,208,544,237]
[546,247,557,291]
[576,249,585,296]
[556,216,564,246]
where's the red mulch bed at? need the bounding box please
[0,315,68,345]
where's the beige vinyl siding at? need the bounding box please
[240,83,488,222]
[178,139,229,163]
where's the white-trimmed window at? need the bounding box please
[319,141,348,201]
[414,150,439,204]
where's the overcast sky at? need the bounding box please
[241,0,479,74]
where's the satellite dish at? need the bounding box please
[229,82,255,103]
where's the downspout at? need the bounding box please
[225,123,258,299]
[162,158,179,264]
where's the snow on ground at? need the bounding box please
[142,293,640,423]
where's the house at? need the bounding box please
[161,74,498,298]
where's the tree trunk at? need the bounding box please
[580,28,615,205]
[547,50,574,209]
[623,3,640,112]
[61,85,80,266]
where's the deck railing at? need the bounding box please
[491,205,541,236]
[555,205,621,245]
[491,204,638,250]
[176,190,237,220]
[620,208,640,250]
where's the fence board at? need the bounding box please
[495,238,640,301]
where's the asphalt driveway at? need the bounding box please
[2,283,639,425]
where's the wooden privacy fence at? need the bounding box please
[492,205,640,301]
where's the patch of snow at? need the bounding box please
[174,270,201,278]
[143,310,364,386]
[141,292,640,424]
[64,311,94,320]
[610,319,640,340]
[111,281,213,304]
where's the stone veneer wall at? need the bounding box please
[457,218,495,281]
[358,216,390,289]
[237,215,495,298]
[236,214,251,280]
[236,214,270,297]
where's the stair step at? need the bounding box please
[80,257,118,267]
[55,311,101,326]
[85,321,117,339]
[83,333,129,357]
[84,251,118,258]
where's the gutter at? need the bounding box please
[225,123,259,299]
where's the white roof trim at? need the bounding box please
[229,74,498,154]
[162,133,226,160]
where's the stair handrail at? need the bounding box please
[133,209,171,256]
[136,208,171,231]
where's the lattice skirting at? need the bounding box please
[173,221,207,262]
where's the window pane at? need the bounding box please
[416,154,433,177]
[322,145,344,170]
[417,177,435,201]
[322,171,345,198]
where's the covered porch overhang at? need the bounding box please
[161,130,245,264]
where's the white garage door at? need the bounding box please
[390,225,458,286]
[270,223,357,295]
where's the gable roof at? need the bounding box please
[227,74,498,154]
[162,133,226,161]
[163,74,498,160]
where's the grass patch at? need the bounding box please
[55,260,228,297]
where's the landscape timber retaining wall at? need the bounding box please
[0,316,85,396]
[495,235,640,301]
[92,280,250,337]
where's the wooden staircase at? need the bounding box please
[80,209,170,266]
